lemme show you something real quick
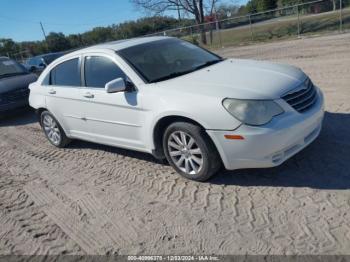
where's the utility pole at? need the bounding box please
[40,21,49,51]
[40,22,47,41]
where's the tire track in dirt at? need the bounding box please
[0,164,82,255]
[25,182,129,254]
[3,116,350,254]
[11,123,233,218]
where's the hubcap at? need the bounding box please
[167,131,203,175]
[43,115,61,145]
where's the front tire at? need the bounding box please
[40,111,70,148]
[163,122,221,181]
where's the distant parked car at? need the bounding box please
[0,57,37,115]
[29,37,324,181]
[25,52,64,74]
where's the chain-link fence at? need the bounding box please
[147,0,349,49]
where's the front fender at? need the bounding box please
[138,86,242,151]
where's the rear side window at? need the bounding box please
[84,56,126,88]
[50,58,81,86]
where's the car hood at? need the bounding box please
[154,59,307,100]
[0,73,37,94]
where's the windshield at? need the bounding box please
[0,57,27,78]
[118,38,222,83]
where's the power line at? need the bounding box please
[0,15,38,24]
[0,14,120,27]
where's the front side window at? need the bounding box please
[118,38,222,83]
[84,56,126,88]
[50,58,81,86]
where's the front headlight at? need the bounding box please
[222,98,284,126]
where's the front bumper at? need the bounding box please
[207,88,325,170]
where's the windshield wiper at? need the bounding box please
[150,59,223,83]
[192,59,223,71]
[150,69,195,83]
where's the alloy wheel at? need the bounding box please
[167,131,203,175]
[42,114,61,146]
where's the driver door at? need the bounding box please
[80,54,145,151]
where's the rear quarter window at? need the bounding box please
[50,58,81,87]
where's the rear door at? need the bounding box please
[45,56,90,139]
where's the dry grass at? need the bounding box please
[181,8,350,49]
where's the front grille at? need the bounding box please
[0,88,29,104]
[282,79,317,113]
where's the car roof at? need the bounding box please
[36,36,172,83]
[71,36,171,55]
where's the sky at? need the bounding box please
[0,0,246,42]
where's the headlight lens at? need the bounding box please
[222,98,284,126]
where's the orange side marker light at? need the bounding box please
[224,135,245,140]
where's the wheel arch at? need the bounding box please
[36,108,69,137]
[151,115,218,160]
[36,107,47,125]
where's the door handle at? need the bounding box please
[83,92,94,98]
[48,89,56,95]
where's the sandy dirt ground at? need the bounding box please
[0,33,350,255]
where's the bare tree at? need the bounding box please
[131,0,221,44]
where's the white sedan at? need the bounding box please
[29,36,324,181]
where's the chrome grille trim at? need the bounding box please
[283,84,312,101]
[282,79,317,113]
[297,93,318,112]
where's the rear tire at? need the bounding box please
[163,122,221,181]
[40,111,70,148]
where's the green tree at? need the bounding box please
[246,0,277,13]
[257,0,277,11]
[67,34,85,49]
[46,32,71,52]
[20,41,48,56]
[0,38,18,56]
[246,0,258,13]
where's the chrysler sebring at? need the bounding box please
[29,37,324,181]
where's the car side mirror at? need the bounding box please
[105,78,126,93]
[39,63,46,68]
